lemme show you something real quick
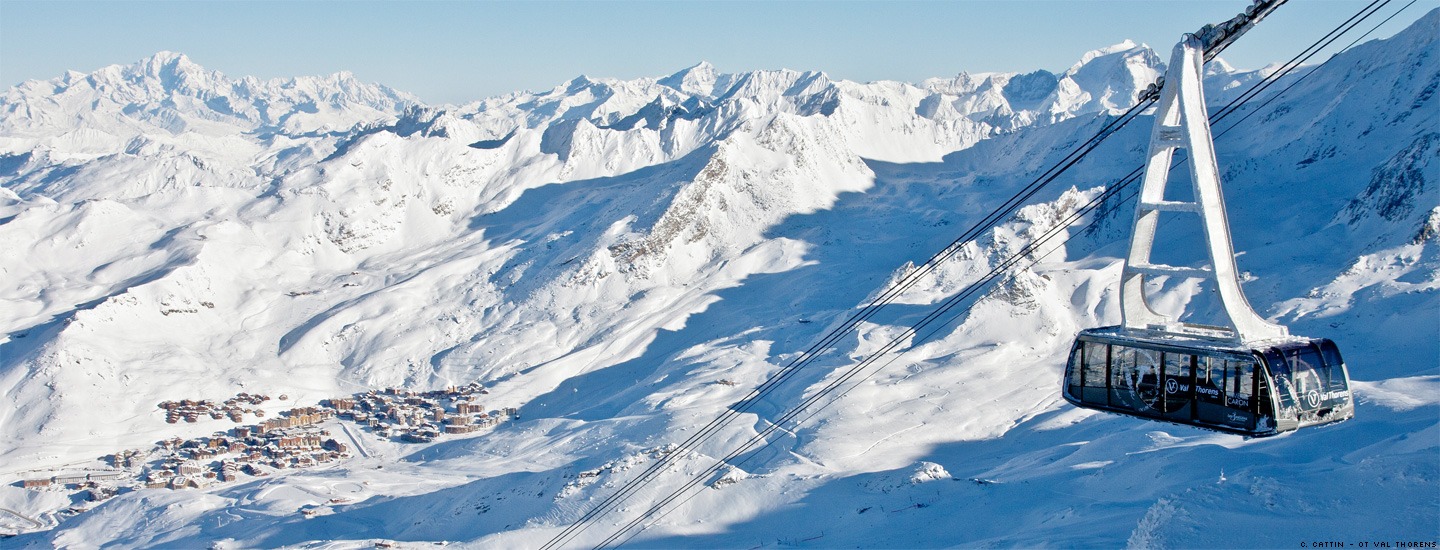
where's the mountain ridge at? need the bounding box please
[0,10,1436,546]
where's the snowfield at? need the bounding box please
[1,9,1437,548]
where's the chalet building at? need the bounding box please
[325,398,356,412]
[444,424,480,434]
[85,487,117,502]
[53,474,88,486]
[254,407,333,434]
[109,449,145,469]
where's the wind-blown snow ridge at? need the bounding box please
[0,9,1437,547]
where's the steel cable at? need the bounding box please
[547,1,1399,546]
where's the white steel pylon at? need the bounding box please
[1120,35,1289,343]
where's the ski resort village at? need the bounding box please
[0,1,1436,547]
[13,383,517,518]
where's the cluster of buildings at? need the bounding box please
[137,419,349,490]
[157,392,271,424]
[330,383,517,443]
[18,404,351,502]
[247,406,330,435]
[15,382,518,511]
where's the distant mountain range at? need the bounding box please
[0,10,1435,547]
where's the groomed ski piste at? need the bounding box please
[0,7,1436,549]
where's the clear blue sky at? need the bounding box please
[1,1,1432,105]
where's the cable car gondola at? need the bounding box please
[1061,1,1354,436]
[1065,328,1353,436]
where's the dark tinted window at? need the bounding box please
[1134,348,1162,412]
[1110,346,1132,388]
[1227,358,1254,410]
[1068,346,1083,388]
[1083,342,1107,388]
[1195,356,1226,403]
[1287,346,1328,409]
[1261,348,1296,409]
[1318,340,1350,392]
[1162,352,1192,413]
[1110,346,1142,410]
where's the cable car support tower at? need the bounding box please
[1122,1,1288,343]
[1063,0,1355,437]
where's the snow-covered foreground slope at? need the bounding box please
[1,10,1437,547]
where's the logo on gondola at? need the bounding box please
[1165,379,1178,394]
[1306,389,1320,408]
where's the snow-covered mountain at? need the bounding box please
[1,10,1436,547]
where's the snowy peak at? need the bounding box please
[910,42,1167,130]
[659,61,723,97]
[1,51,419,142]
[16,50,227,116]
[441,42,1183,172]
[716,68,833,103]
[135,50,204,76]
[1001,69,1060,111]
[0,52,423,208]
[121,51,219,95]
[1205,56,1237,75]
[1047,40,1163,120]
[1065,39,1145,73]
